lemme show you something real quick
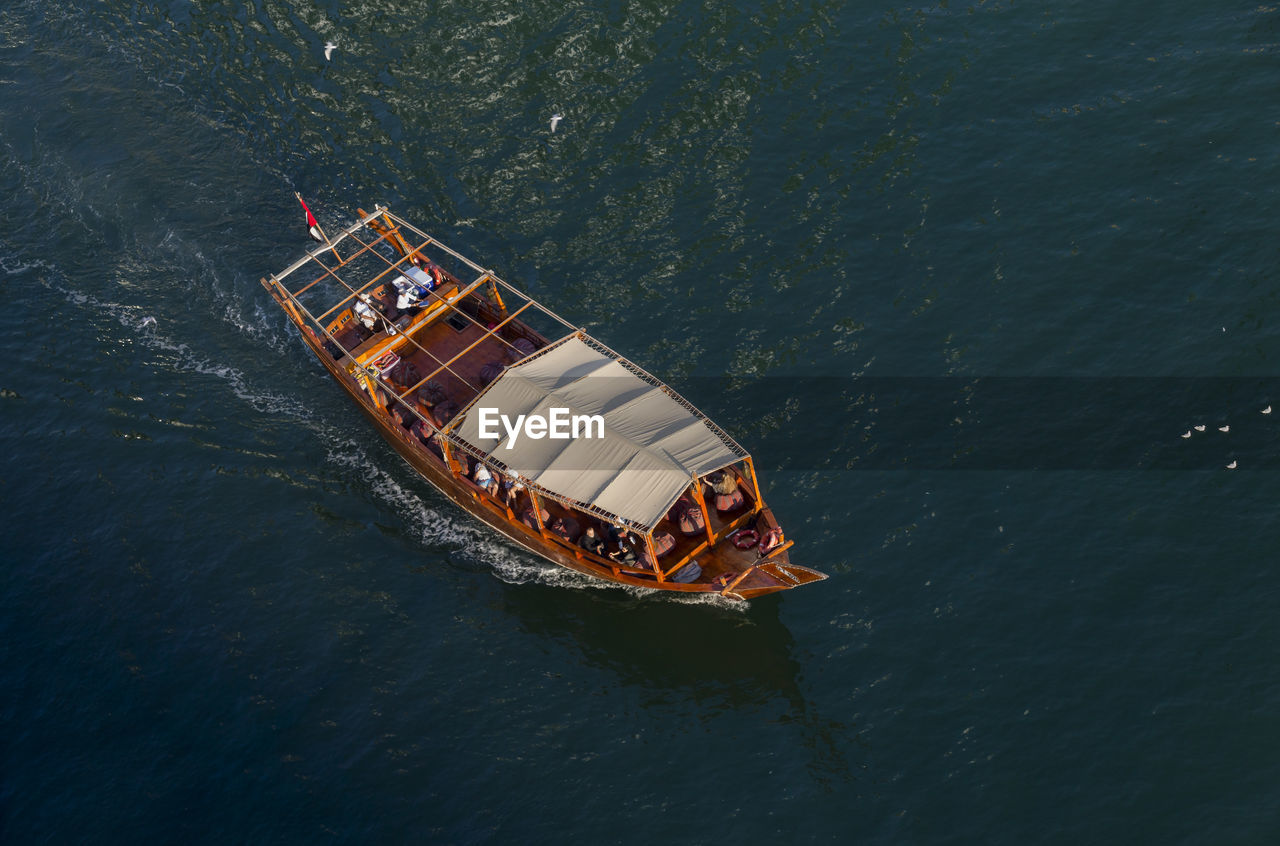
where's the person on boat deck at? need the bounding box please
[472,462,499,496]
[353,296,384,335]
[387,399,407,427]
[707,472,737,496]
[393,266,437,312]
[502,474,526,509]
[410,416,437,445]
[607,527,639,566]
[578,526,605,557]
[706,471,744,511]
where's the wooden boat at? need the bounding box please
[260,206,827,600]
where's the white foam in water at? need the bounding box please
[1,254,48,276]
[148,225,295,357]
[38,267,312,421]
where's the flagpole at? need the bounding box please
[296,193,345,264]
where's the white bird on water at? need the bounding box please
[1263,405,1272,415]
[1219,425,1230,433]
[1226,460,1238,469]
[550,113,563,133]
[1194,424,1206,432]
[324,42,337,61]
[1180,430,1191,439]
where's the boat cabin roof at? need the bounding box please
[451,334,745,530]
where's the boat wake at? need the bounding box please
[47,276,311,419]
[32,258,618,591]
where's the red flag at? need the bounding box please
[297,193,325,242]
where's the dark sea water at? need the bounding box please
[4,1,1280,843]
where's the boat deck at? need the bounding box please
[333,291,522,420]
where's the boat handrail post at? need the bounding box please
[527,490,552,541]
[487,275,508,317]
[744,456,764,515]
[438,435,465,479]
[689,476,716,548]
[644,532,665,583]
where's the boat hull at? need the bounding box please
[262,267,824,600]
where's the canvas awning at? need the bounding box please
[451,335,746,529]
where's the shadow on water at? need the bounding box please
[492,579,863,787]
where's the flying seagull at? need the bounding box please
[1263,406,1272,415]
[1194,424,1206,432]
[324,42,337,61]
[140,316,156,329]
[1181,430,1191,439]
[550,113,563,133]
[1219,425,1230,433]
[1226,460,1238,469]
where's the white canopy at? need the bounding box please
[451,336,745,529]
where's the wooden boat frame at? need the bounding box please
[261,206,826,600]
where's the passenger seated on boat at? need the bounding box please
[608,527,640,566]
[393,266,436,311]
[521,504,550,530]
[354,296,382,333]
[472,462,499,496]
[501,474,526,509]
[707,472,744,512]
[669,496,705,536]
[578,526,605,557]
[548,515,580,543]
